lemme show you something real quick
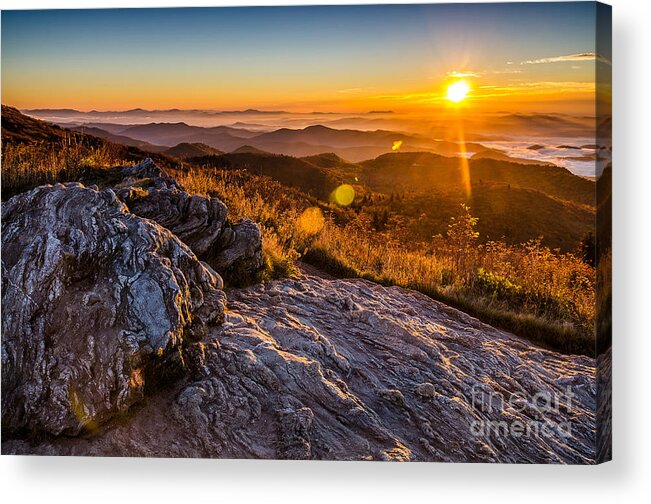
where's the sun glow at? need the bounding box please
[446,81,470,103]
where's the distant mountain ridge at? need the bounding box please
[230,145,269,155]
[22,107,293,117]
[163,142,224,159]
[191,152,341,199]
[300,152,350,167]
[57,121,489,162]
[361,151,594,206]
[118,121,259,147]
[22,108,600,146]
[3,105,595,251]
[71,125,167,152]
[471,149,556,166]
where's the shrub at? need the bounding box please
[474,268,523,301]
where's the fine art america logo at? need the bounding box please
[469,386,576,439]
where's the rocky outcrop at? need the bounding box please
[120,157,173,181]
[0,159,599,462]
[117,159,263,283]
[0,158,262,438]
[116,181,229,257]
[1,182,226,436]
[4,275,598,463]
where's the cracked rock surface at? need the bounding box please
[1,182,226,436]
[116,159,263,283]
[4,275,598,463]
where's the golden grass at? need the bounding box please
[179,166,596,355]
[1,138,126,198]
[1,143,598,356]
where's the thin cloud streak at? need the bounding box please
[447,71,480,78]
[520,52,611,65]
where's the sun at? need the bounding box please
[446,80,470,103]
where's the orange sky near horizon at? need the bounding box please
[2,74,601,116]
[1,6,610,116]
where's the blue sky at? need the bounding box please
[1,3,604,111]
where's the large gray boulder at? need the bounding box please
[1,182,226,436]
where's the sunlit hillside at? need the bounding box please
[2,105,597,355]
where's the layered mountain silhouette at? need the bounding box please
[72,125,167,151]
[3,105,595,251]
[230,144,269,155]
[22,109,496,162]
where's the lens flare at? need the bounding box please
[392,140,403,151]
[456,126,472,199]
[331,184,355,206]
[296,207,325,235]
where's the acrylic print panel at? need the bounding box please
[0,2,611,463]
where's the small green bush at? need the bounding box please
[474,268,523,301]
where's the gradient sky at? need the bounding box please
[1,3,609,113]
